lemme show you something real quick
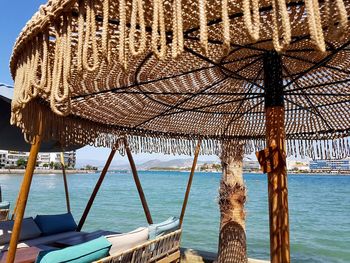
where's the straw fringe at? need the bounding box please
[10,101,350,160]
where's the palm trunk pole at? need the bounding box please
[6,112,43,263]
[218,143,247,263]
[263,51,290,263]
[60,152,71,213]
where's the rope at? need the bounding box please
[77,0,85,71]
[50,16,71,115]
[119,0,127,69]
[129,0,146,56]
[271,0,291,52]
[199,0,208,53]
[102,0,110,63]
[222,0,230,50]
[172,0,183,58]
[83,0,99,72]
[304,0,326,52]
[243,0,260,42]
[152,0,167,59]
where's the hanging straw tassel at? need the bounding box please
[129,0,146,56]
[50,16,71,116]
[152,0,167,59]
[172,0,183,58]
[83,0,99,72]
[27,43,38,98]
[118,0,127,69]
[335,0,348,34]
[77,0,85,71]
[324,0,348,38]
[199,0,208,53]
[243,0,260,42]
[271,0,291,52]
[102,0,110,63]
[222,0,230,50]
[304,0,326,52]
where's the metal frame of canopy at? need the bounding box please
[6,122,202,262]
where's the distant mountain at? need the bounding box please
[109,158,217,170]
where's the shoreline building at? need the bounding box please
[0,150,76,169]
[309,158,350,172]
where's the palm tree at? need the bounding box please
[218,143,247,263]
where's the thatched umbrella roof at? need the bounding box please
[8,0,350,158]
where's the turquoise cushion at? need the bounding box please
[148,217,180,239]
[34,213,77,236]
[35,236,112,263]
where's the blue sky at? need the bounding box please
[0,1,220,165]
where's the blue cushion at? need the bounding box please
[35,236,112,263]
[34,213,77,236]
[148,217,180,239]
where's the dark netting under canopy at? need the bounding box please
[8,0,350,158]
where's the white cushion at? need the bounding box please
[0,217,41,245]
[106,227,149,255]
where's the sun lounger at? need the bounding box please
[1,214,182,262]
[97,229,182,263]
[0,214,85,251]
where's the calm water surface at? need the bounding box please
[0,171,349,263]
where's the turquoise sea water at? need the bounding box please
[0,171,349,262]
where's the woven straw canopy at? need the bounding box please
[9,0,350,157]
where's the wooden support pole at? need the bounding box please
[263,51,290,263]
[124,138,153,224]
[6,116,43,263]
[77,148,117,231]
[179,139,201,228]
[265,106,290,263]
[60,152,71,213]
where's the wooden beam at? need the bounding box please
[179,140,201,228]
[263,51,290,263]
[77,148,117,231]
[6,115,43,263]
[60,152,71,213]
[265,106,290,263]
[124,138,153,224]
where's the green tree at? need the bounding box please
[53,162,61,170]
[43,163,49,168]
[16,158,27,168]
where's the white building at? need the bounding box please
[0,150,29,168]
[0,150,76,169]
[287,160,310,171]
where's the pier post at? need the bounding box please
[263,51,290,263]
[6,111,43,263]
[179,139,201,228]
[60,152,71,213]
[124,138,153,224]
[77,148,117,231]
